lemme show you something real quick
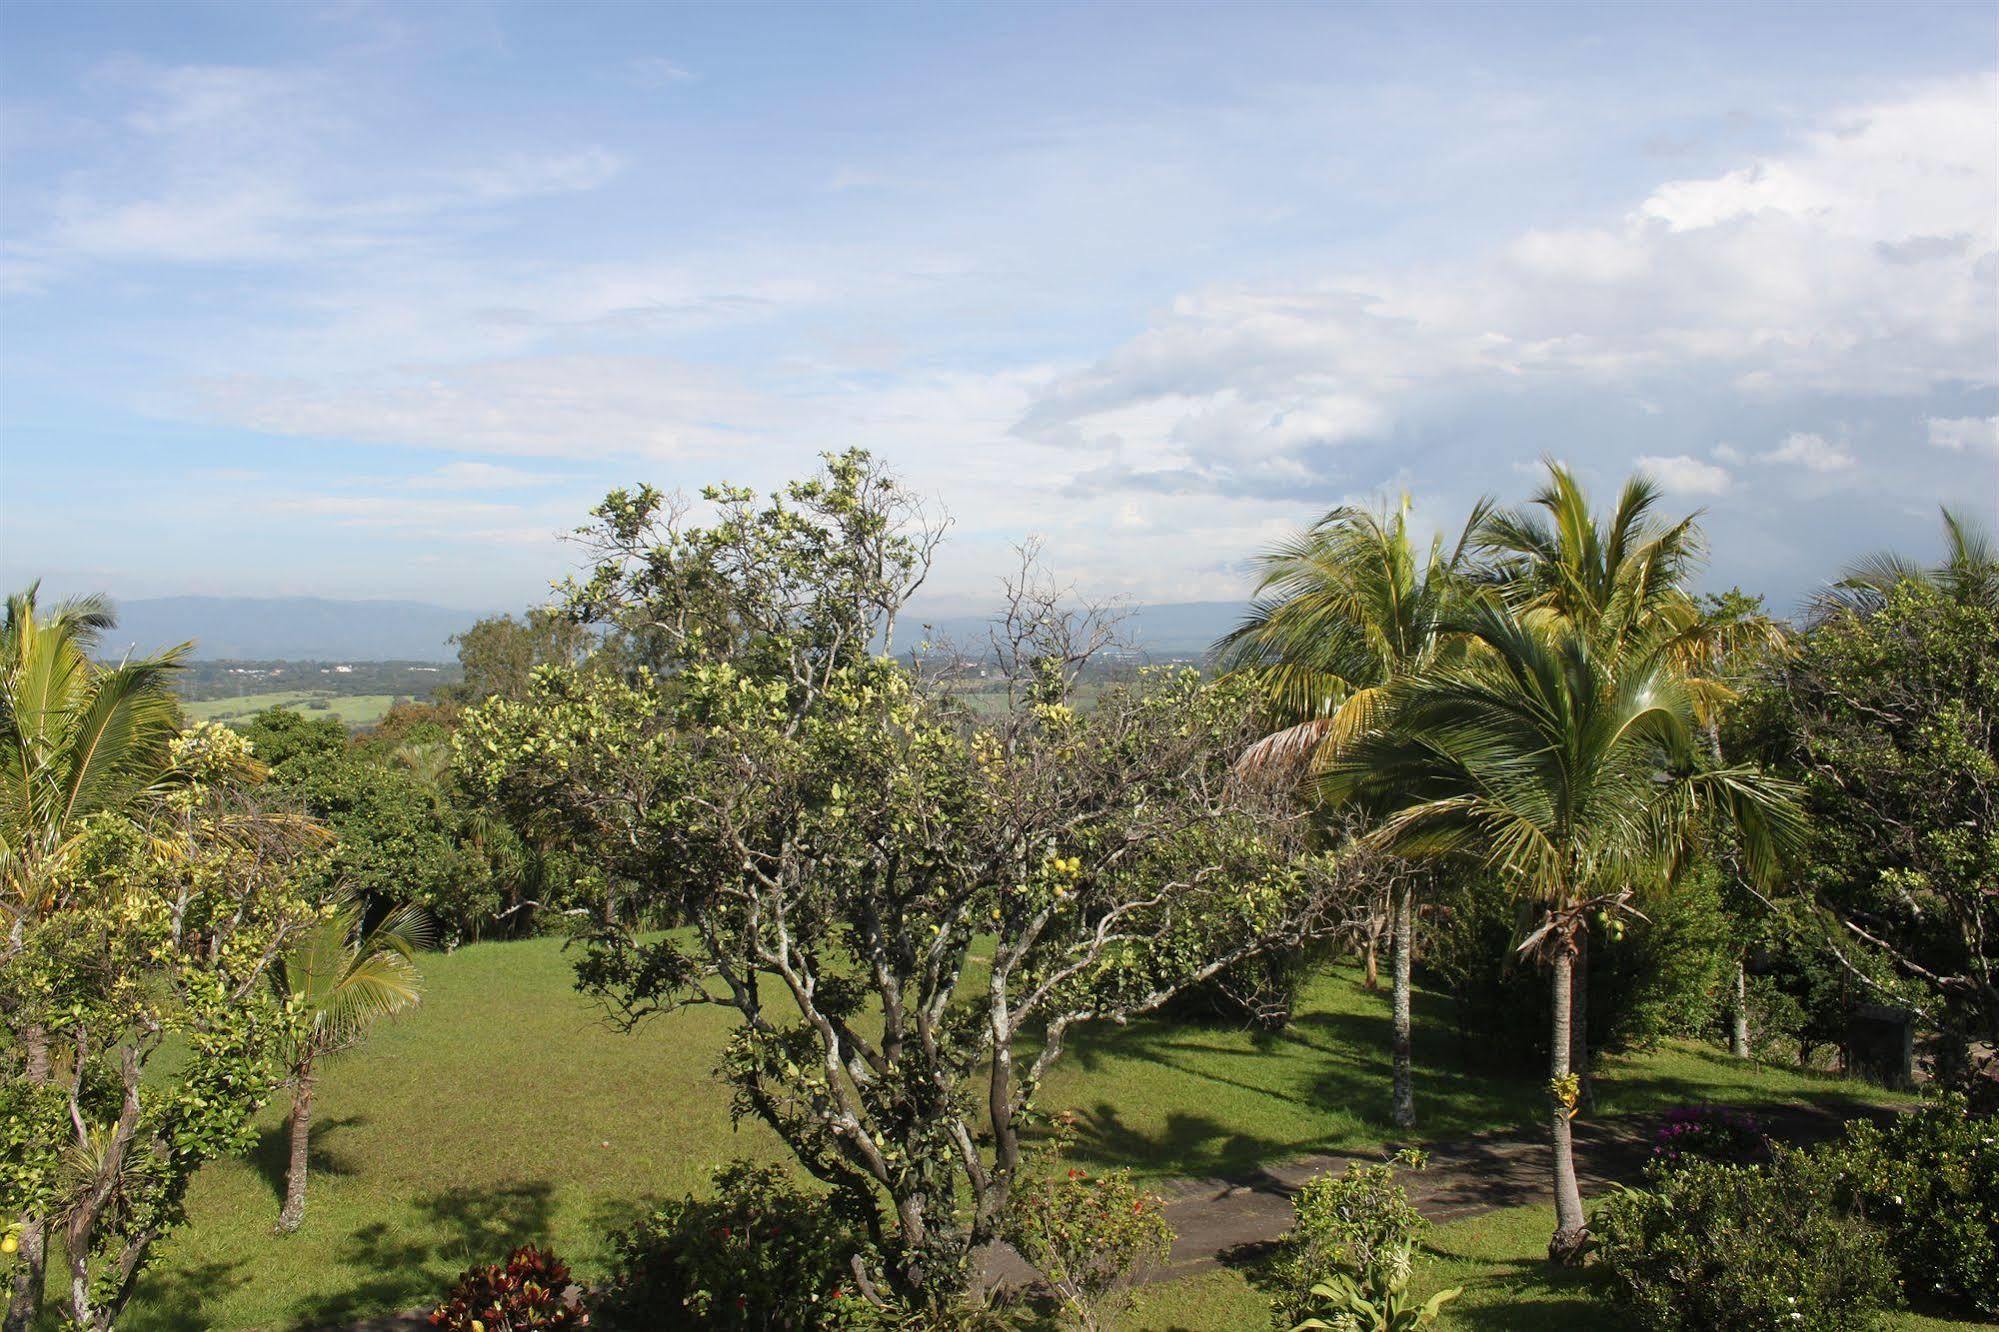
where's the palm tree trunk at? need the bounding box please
[276,1070,314,1233]
[4,1024,51,1332]
[1731,959,1751,1058]
[1390,878,1415,1128]
[1547,947,1588,1263]
[1569,929,1593,1112]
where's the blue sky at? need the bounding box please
[2,0,1994,616]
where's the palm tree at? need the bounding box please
[1,587,186,1332]
[1474,462,1781,1094]
[1218,496,1487,1128]
[1821,505,1999,614]
[1322,595,1803,1262]
[270,893,431,1232]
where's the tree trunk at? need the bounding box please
[1390,878,1415,1129]
[1731,959,1751,1058]
[1362,926,1379,991]
[1547,948,1588,1263]
[276,1071,314,1233]
[1569,928,1593,1112]
[4,1024,50,1332]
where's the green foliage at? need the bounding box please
[459,452,1360,1313]
[1819,1095,1999,1317]
[443,608,593,705]
[1737,538,1999,1061]
[1594,1150,1897,1332]
[1004,1164,1172,1332]
[427,1243,586,1331]
[1425,866,1736,1063]
[1287,1275,1460,1332]
[595,1161,869,1331]
[1,723,324,1330]
[1270,1151,1431,1330]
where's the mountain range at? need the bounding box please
[100,596,1250,662]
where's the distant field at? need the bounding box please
[183,690,401,729]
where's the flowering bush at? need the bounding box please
[1004,1164,1172,1332]
[1649,1105,1771,1168]
[1270,1150,1435,1330]
[1822,1095,1999,1317]
[428,1244,586,1331]
[1594,1150,1894,1331]
[594,1161,869,1331]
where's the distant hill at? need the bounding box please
[912,600,1246,659]
[97,595,1248,664]
[106,597,484,662]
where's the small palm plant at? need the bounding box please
[272,893,431,1231]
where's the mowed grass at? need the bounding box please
[122,935,1905,1330]
[182,691,400,730]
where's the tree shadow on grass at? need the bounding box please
[1432,1257,1622,1331]
[248,1113,371,1205]
[116,1261,248,1332]
[286,1180,556,1330]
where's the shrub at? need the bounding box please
[595,1160,867,1331]
[1004,1164,1172,1332]
[1822,1095,1999,1317]
[1594,1150,1895,1331]
[1270,1151,1431,1330]
[1649,1105,1770,1168]
[428,1243,587,1331]
[1425,869,1733,1064]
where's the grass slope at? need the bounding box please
[183,692,400,730]
[123,935,1909,1331]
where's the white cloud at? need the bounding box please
[190,357,786,460]
[270,495,522,526]
[1012,75,1998,491]
[18,60,623,271]
[1927,415,1999,455]
[1759,432,1855,472]
[409,461,567,489]
[1636,453,1732,495]
[630,57,695,85]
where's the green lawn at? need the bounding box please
[1119,1204,1995,1331]
[118,936,1919,1330]
[182,691,400,730]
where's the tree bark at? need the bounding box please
[1569,928,1593,1112]
[4,1024,50,1332]
[1731,959,1751,1059]
[1547,947,1588,1263]
[276,1070,314,1233]
[1390,878,1415,1129]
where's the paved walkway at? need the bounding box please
[1060,1098,1897,1285]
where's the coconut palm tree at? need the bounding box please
[1,587,186,1332]
[1322,595,1803,1263]
[1821,505,1999,614]
[1475,462,1784,1094]
[270,893,431,1232]
[1218,496,1488,1128]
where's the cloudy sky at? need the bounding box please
[2,1,1994,617]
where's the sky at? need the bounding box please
[2,0,1995,618]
